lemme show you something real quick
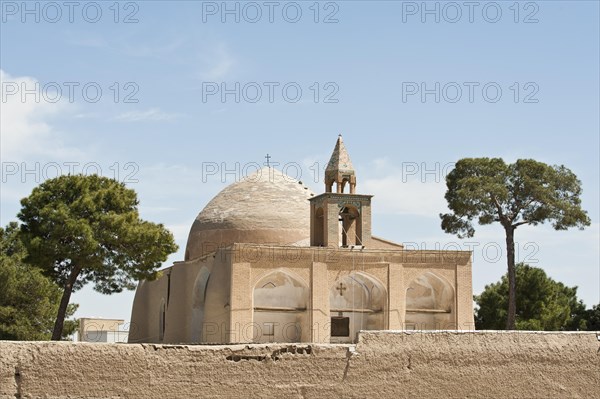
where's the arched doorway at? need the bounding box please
[329,273,385,343]
[405,272,455,330]
[252,270,308,343]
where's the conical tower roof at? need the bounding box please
[326,134,354,174]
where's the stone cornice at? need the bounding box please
[220,243,471,266]
[310,193,373,204]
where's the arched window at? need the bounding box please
[405,272,455,330]
[329,273,385,343]
[341,177,350,193]
[253,270,308,343]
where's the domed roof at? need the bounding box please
[185,167,315,260]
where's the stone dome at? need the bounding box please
[185,167,314,260]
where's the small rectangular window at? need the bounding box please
[331,317,350,337]
[263,322,275,336]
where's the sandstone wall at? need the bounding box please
[1,331,599,399]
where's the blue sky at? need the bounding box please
[1,0,598,325]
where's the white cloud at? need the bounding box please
[114,108,182,122]
[123,38,186,58]
[197,43,235,81]
[0,70,82,161]
[73,112,100,119]
[372,157,391,171]
[165,222,192,244]
[363,175,447,217]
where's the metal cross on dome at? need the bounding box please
[265,154,272,168]
[336,282,347,296]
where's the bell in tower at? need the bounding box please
[310,135,373,248]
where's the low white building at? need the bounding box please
[77,318,129,343]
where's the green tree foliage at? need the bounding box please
[440,158,590,329]
[475,263,595,331]
[567,303,600,331]
[0,222,77,340]
[18,175,178,340]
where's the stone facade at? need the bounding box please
[129,136,475,344]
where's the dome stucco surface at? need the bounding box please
[185,167,314,260]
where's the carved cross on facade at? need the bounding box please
[264,154,272,168]
[336,282,347,296]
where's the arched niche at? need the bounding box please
[339,205,362,247]
[405,272,455,330]
[252,269,308,343]
[314,207,325,246]
[329,272,385,343]
[190,267,210,342]
[158,298,166,342]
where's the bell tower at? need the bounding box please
[310,135,373,248]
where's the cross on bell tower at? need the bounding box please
[309,135,373,248]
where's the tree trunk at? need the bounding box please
[51,267,80,341]
[505,227,517,330]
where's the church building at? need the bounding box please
[129,136,474,344]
